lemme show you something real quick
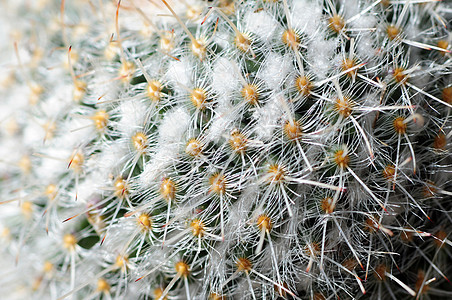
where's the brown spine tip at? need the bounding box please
[328,15,345,33]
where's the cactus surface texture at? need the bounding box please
[0,0,452,299]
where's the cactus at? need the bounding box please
[0,0,451,299]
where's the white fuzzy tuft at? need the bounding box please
[244,10,278,43]
[253,95,284,141]
[211,57,240,95]
[116,100,149,136]
[159,107,191,143]
[165,58,193,91]
[258,52,293,90]
[291,0,323,37]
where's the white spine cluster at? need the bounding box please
[0,0,451,299]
